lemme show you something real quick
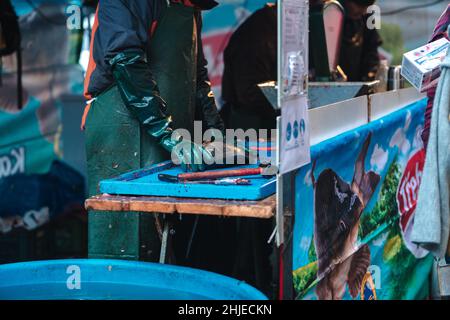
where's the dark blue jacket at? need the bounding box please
[84,0,215,100]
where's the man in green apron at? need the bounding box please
[82,0,224,261]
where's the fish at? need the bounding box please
[312,133,380,300]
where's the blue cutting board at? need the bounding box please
[99,161,276,200]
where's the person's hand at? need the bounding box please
[203,139,257,167]
[160,132,214,172]
[172,139,214,172]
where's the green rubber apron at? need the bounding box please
[84,2,197,260]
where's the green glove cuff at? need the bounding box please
[159,129,181,153]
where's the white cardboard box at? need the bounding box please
[401,38,449,92]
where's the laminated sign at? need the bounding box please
[279,0,308,100]
[279,0,310,174]
[280,96,310,174]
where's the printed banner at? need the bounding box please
[292,98,434,300]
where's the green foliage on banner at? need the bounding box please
[356,157,427,299]
[292,234,318,299]
[383,225,417,299]
[359,159,401,240]
[308,237,317,262]
[293,261,318,300]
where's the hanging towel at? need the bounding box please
[411,30,450,258]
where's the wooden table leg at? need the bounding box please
[159,221,170,264]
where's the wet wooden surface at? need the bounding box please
[85,194,276,219]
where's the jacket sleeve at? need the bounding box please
[97,0,152,61]
[194,12,225,134]
[97,0,175,150]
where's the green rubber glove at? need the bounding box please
[109,50,213,172]
[160,131,214,172]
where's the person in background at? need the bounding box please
[421,4,450,150]
[220,3,278,133]
[338,0,382,81]
[219,4,279,295]
[221,0,380,132]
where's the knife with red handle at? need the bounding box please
[158,166,275,183]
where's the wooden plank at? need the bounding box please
[85,194,276,219]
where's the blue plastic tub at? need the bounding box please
[0,259,267,300]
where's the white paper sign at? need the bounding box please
[279,0,308,100]
[278,0,310,174]
[280,95,310,174]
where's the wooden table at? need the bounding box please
[85,194,276,219]
[86,194,276,263]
